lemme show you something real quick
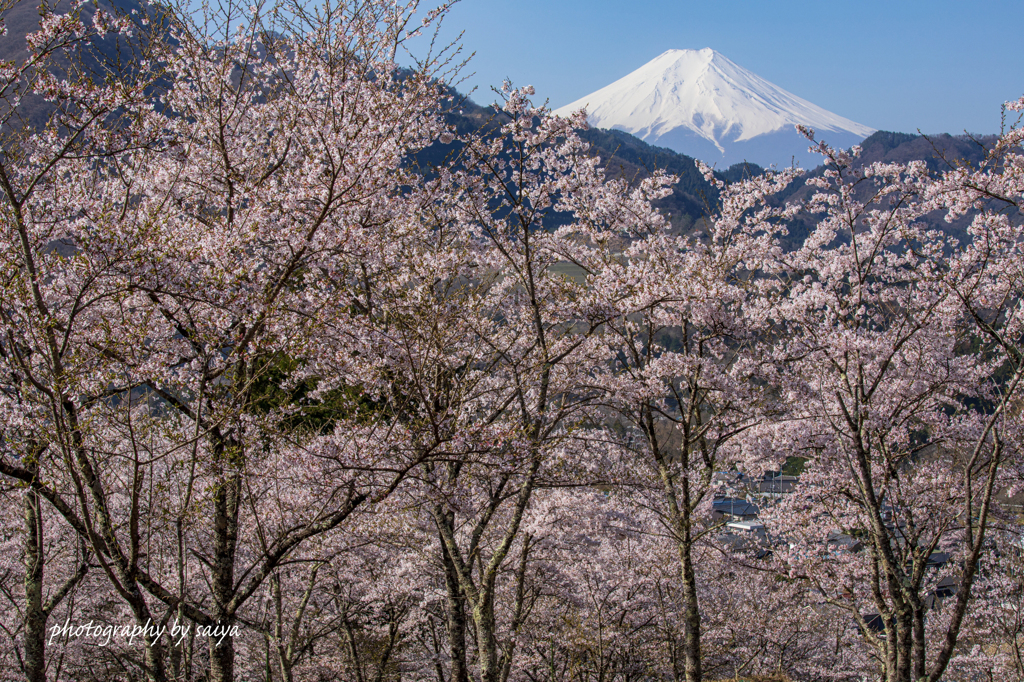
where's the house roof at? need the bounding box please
[727,520,765,532]
[712,497,759,517]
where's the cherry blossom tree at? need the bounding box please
[0,1,170,678]
[0,0,463,679]
[758,126,1024,682]
[401,84,672,682]
[582,158,802,682]
[514,489,670,682]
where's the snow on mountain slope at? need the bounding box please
[553,48,875,168]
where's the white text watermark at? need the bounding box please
[47,618,240,647]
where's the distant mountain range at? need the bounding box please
[439,88,991,245]
[553,48,875,169]
[0,3,994,244]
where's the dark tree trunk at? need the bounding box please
[895,608,912,682]
[210,467,241,682]
[913,603,926,682]
[23,485,46,682]
[440,527,470,682]
[678,483,702,682]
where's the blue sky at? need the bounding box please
[412,0,1024,135]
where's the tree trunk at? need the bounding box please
[440,529,470,682]
[23,485,46,682]
[472,598,500,682]
[22,463,89,682]
[678,486,702,682]
[210,467,241,682]
[895,607,912,682]
[647,404,703,682]
[912,601,926,682]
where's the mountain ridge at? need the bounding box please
[435,83,993,246]
[553,48,875,168]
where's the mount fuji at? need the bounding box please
[553,48,875,169]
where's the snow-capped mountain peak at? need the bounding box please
[553,48,874,168]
